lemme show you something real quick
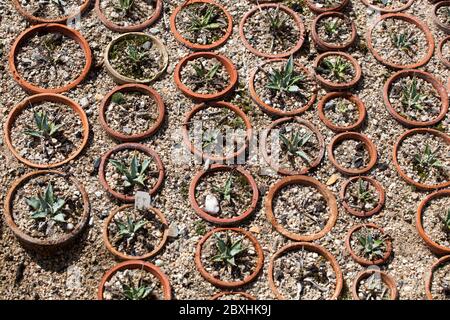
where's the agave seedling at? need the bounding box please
[363,273,388,300]
[324,18,340,37]
[122,283,154,300]
[390,30,417,55]
[202,130,219,150]
[192,61,221,84]
[187,4,226,32]
[117,0,134,13]
[213,175,233,202]
[279,130,312,163]
[111,92,126,104]
[26,182,66,223]
[115,214,147,240]
[265,5,288,34]
[350,178,375,207]
[109,153,151,188]
[413,144,443,181]
[211,233,246,267]
[400,77,428,112]
[357,229,386,261]
[318,56,351,82]
[266,55,306,94]
[24,111,63,139]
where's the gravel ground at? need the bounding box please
[0,0,449,300]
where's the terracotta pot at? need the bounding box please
[317,92,366,132]
[95,0,162,32]
[327,132,378,175]
[97,260,172,300]
[210,291,256,300]
[182,101,252,162]
[174,51,238,101]
[268,242,343,300]
[425,255,450,300]
[248,58,317,117]
[13,0,91,24]
[195,227,264,288]
[305,0,349,14]
[170,0,233,50]
[345,223,392,266]
[104,33,169,84]
[416,189,450,255]
[433,1,450,33]
[98,143,165,202]
[311,12,357,51]
[340,176,385,218]
[9,23,92,94]
[103,204,169,260]
[360,0,414,13]
[265,175,338,241]
[260,118,325,175]
[98,84,165,142]
[352,269,398,300]
[383,69,448,128]
[239,3,305,59]
[188,165,259,225]
[3,170,90,252]
[392,128,450,190]
[437,36,450,68]
[366,13,434,70]
[314,51,362,90]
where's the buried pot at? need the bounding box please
[352,269,398,300]
[311,11,357,51]
[437,36,450,68]
[305,0,349,14]
[425,255,450,300]
[210,291,256,300]
[433,1,450,34]
[360,0,415,13]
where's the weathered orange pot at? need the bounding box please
[433,1,450,33]
[437,36,450,68]
[352,270,398,300]
[311,12,357,51]
[425,255,450,300]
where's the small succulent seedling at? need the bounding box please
[213,175,233,202]
[202,130,219,149]
[401,77,427,112]
[111,92,126,104]
[351,178,375,206]
[117,0,134,13]
[192,62,220,82]
[357,229,386,260]
[109,154,151,187]
[115,214,147,240]
[211,233,245,267]
[122,283,153,300]
[318,56,351,82]
[266,5,287,34]
[188,4,226,32]
[266,56,305,93]
[24,111,63,139]
[390,30,416,55]
[279,131,312,163]
[413,144,442,180]
[126,43,149,65]
[324,18,340,37]
[364,273,388,300]
[194,220,207,236]
[26,182,66,223]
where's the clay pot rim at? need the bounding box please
[317,92,366,132]
[383,69,448,128]
[311,12,357,51]
[98,84,165,142]
[4,93,90,169]
[313,51,362,90]
[182,101,252,162]
[259,117,325,175]
[360,0,415,13]
[210,291,256,300]
[97,260,172,300]
[248,58,318,117]
[13,0,91,24]
[3,170,90,249]
[265,175,338,241]
[327,132,378,175]
[238,3,305,59]
[392,128,450,190]
[195,227,264,288]
[9,23,92,94]
[366,13,435,70]
[351,269,398,300]
[416,189,450,255]
[268,242,343,300]
[98,143,165,202]
[188,164,259,225]
[340,176,385,218]
[103,204,169,260]
[437,36,450,68]
[305,0,349,13]
[95,0,162,32]
[433,1,450,33]
[104,32,169,84]
[169,0,233,50]
[174,51,238,101]
[345,223,393,266]
[425,255,450,300]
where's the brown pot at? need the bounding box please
[9,23,92,94]
[392,128,450,190]
[360,0,415,13]
[340,176,385,218]
[366,13,434,70]
[314,51,362,90]
[97,260,172,300]
[311,12,357,51]
[416,189,450,255]
[437,36,450,68]
[189,165,259,225]
[327,132,378,175]
[265,175,338,241]
[3,170,90,252]
[95,0,162,32]
[182,101,252,162]
[305,0,349,14]
[433,1,450,33]
[383,69,448,128]
[268,242,343,300]
[317,92,366,132]
[102,204,169,260]
[260,118,325,175]
[98,84,165,142]
[248,58,317,117]
[195,227,264,288]
[210,291,256,300]
[170,0,233,50]
[13,0,91,24]
[352,269,398,300]
[174,51,238,101]
[239,3,305,59]
[425,255,450,300]
[98,143,165,202]
[345,223,393,266]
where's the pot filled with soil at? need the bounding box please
[195,227,264,288]
[360,0,415,13]
[265,175,338,241]
[314,51,361,90]
[98,83,165,142]
[437,36,450,68]
[425,255,450,300]
[170,0,233,50]
[210,291,256,300]
[352,270,398,300]
[305,0,349,14]
[311,12,357,51]
[189,165,259,225]
[4,93,89,169]
[9,23,92,94]
[433,1,450,34]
